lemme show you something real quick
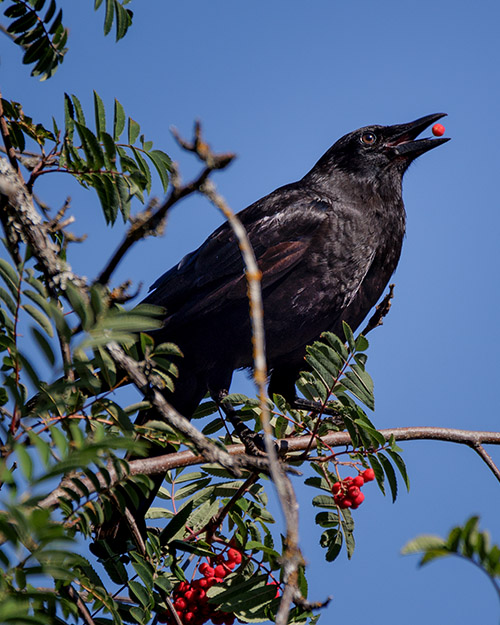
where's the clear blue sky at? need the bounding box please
[2,1,500,623]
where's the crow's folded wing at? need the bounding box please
[144,185,328,320]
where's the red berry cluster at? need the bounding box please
[158,548,242,625]
[332,468,375,509]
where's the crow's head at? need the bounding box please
[307,113,450,184]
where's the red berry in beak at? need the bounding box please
[432,123,445,137]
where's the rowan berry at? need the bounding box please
[352,475,365,487]
[339,498,353,508]
[174,598,187,611]
[362,468,375,482]
[227,548,242,563]
[347,485,360,498]
[183,589,195,603]
[353,492,365,506]
[432,123,445,136]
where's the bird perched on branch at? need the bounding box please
[93,113,449,552]
[145,113,449,414]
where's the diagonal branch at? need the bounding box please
[95,123,235,286]
[105,341,243,476]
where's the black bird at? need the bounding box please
[94,113,449,551]
[144,113,449,413]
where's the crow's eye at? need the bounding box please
[361,132,377,145]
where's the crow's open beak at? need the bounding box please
[385,113,451,158]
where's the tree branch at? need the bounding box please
[95,122,235,286]
[0,157,84,293]
[198,156,301,624]
[38,426,500,510]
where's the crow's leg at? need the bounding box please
[212,388,270,456]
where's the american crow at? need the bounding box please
[94,113,449,551]
[145,112,449,413]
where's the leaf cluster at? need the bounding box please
[2,0,133,80]
[402,515,500,583]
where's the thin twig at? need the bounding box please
[361,284,395,336]
[66,585,96,625]
[204,472,259,540]
[468,442,500,482]
[95,127,235,286]
[196,136,302,623]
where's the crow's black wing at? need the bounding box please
[144,183,331,320]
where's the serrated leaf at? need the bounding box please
[4,4,28,19]
[28,431,51,466]
[103,0,114,36]
[342,321,355,352]
[0,258,20,296]
[93,90,106,139]
[113,99,125,141]
[128,580,151,608]
[31,326,55,365]
[368,454,385,494]
[202,417,224,435]
[75,122,105,169]
[44,0,56,23]
[402,535,447,555]
[159,500,193,544]
[22,303,53,337]
[207,574,273,612]
[354,333,369,351]
[378,453,398,502]
[7,11,38,34]
[315,511,339,528]
[322,331,349,362]
[131,559,154,588]
[305,351,334,390]
[145,149,170,192]
[0,286,17,316]
[131,146,152,193]
[128,117,140,145]
[386,450,410,491]
[115,175,132,220]
[320,528,343,562]
[312,494,336,508]
[187,499,219,533]
[114,2,132,40]
[304,476,331,492]
[15,444,33,480]
[343,370,374,410]
[71,94,85,125]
